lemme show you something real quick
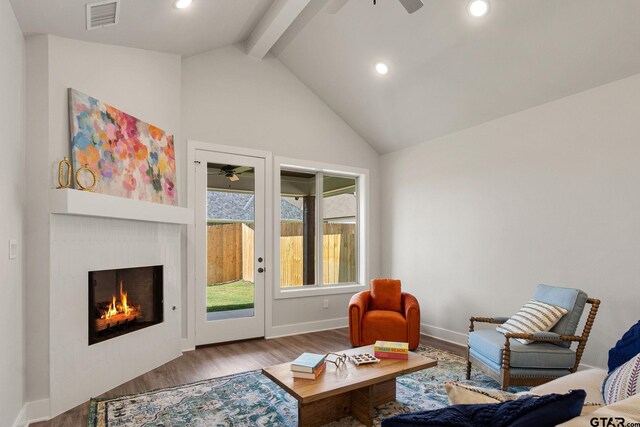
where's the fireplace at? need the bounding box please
[88,265,163,345]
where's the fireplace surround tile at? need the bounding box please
[49,214,182,417]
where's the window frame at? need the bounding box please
[273,157,369,299]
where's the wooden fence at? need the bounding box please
[207,223,243,284]
[242,224,254,282]
[323,225,357,284]
[207,222,356,286]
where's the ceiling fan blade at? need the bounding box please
[325,0,349,14]
[398,0,423,14]
[233,166,253,174]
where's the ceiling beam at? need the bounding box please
[247,0,311,59]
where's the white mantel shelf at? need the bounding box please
[50,188,193,225]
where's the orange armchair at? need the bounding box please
[348,279,421,350]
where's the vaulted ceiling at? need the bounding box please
[274,0,640,153]
[10,0,275,56]
[10,0,640,153]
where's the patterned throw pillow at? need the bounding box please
[446,382,602,415]
[496,299,568,344]
[603,352,640,405]
[444,382,604,415]
[445,382,531,404]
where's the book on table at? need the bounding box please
[374,341,409,359]
[290,352,327,373]
[291,362,326,379]
[374,351,409,360]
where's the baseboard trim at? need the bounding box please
[181,337,196,352]
[266,317,348,339]
[11,404,27,427]
[420,323,468,347]
[24,398,50,426]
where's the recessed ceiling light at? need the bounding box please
[468,0,489,17]
[173,0,192,9]
[375,62,389,75]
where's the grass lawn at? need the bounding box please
[207,280,255,312]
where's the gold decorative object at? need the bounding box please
[75,164,97,191]
[57,157,71,189]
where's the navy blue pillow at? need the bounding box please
[381,389,586,427]
[608,320,640,373]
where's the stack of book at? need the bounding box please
[374,341,409,360]
[290,352,327,379]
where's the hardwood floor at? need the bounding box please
[32,328,464,427]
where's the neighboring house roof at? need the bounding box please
[280,198,304,221]
[208,191,302,222]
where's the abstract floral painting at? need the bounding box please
[68,89,177,205]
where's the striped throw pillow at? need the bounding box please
[496,300,568,344]
[603,352,640,404]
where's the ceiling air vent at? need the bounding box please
[86,0,120,30]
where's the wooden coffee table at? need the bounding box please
[262,345,437,427]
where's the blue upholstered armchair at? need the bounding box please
[466,284,600,390]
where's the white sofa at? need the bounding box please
[529,368,640,426]
[446,368,640,425]
[529,368,608,413]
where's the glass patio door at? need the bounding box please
[194,150,265,345]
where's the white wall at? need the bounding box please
[381,73,640,368]
[0,1,26,425]
[25,34,182,414]
[182,44,381,338]
[24,34,50,412]
[47,36,182,177]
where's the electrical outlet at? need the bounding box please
[323,299,329,309]
[8,239,17,260]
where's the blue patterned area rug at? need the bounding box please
[88,345,518,427]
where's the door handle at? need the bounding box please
[258,267,265,273]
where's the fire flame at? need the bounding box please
[105,295,118,319]
[121,280,132,316]
[103,280,132,319]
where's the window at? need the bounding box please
[276,159,367,297]
[280,171,316,287]
[322,174,357,285]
